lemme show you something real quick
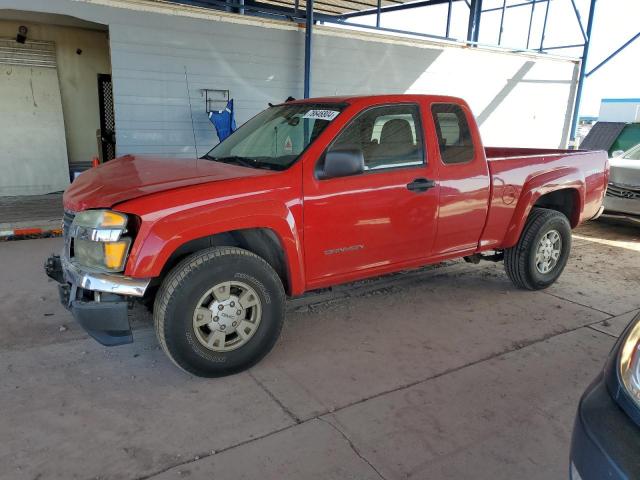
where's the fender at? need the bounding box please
[502,166,585,248]
[116,185,306,296]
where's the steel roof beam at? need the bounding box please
[497,0,506,45]
[586,30,640,77]
[482,0,547,14]
[538,0,550,51]
[569,0,588,42]
[337,0,464,20]
[525,0,536,49]
[445,0,453,37]
[171,0,340,20]
[541,43,585,51]
[321,15,450,40]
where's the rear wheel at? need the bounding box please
[154,247,285,377]
[504,207,572,290]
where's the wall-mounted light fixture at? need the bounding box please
[16,25,28,44]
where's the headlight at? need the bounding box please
[619,318,640,406]
[73,210,127,233]
[71,210,131,272]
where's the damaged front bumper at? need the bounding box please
[44,254,150,346]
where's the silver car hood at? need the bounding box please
[609,158,640,188]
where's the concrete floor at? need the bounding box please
[1,218,639,480]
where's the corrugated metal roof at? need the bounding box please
[160,0,411,17]
[579,121,626,152]
[259,0,405,15]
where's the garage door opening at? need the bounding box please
[0,11,111,197]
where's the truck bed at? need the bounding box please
[480,147,609,251]
[484,146,580,159]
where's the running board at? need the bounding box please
[464,251,504,264]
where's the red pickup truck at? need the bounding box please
[45,94,609,377]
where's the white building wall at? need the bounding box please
[312,29,579,149]
[1,0,580,161]
[108,17,303,158]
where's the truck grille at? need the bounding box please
[606,184,640,200]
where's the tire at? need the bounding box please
[154,247,285,377]
[504,207,572,290]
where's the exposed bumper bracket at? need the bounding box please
[45,253,144,347]
[60,256,150,297]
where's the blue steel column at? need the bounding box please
[467,0,482,43]
[304,0,314,98]
[569,0,597,144]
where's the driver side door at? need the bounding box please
[302,103,440,288]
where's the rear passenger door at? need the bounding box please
[302,103,440,286]
[429,102,490,256]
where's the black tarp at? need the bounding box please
[580,122,626,151]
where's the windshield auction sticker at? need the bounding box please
[303,110,340,121]
[284,136,293,153]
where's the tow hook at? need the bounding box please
[44,254,64,283]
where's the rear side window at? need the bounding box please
[431,103,475,164]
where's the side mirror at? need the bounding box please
[612,150,625,158]
[320,148,365,179]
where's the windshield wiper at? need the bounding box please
[215,156,258,168]
[204,155,279,170]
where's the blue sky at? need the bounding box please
[349,0,639,116]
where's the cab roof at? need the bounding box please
[285,94,466,106]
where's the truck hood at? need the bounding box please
[64,155,271,211]
[609,158,640,188]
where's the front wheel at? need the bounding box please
[504,207,572,290]
[154,247,285,377]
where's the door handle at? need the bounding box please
[406,178,436,192]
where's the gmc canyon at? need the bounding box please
[45,94,609,377]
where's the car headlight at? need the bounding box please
[73,210,127,233]
[71,210,131,273]
[619,318,640,406]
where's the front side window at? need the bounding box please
[431,103,475,164]
[329,104,425,171]
[203,103,345,170]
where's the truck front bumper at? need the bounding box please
[603,193,640,223]
[45,254,151,346]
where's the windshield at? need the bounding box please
[623,144,640,160]
[202,103,345,170]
